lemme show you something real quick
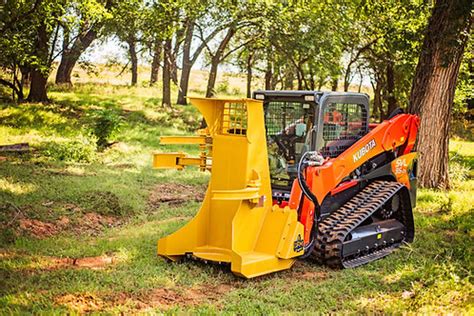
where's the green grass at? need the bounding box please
[0,83,473,314]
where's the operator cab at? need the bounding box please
[253,91,370,204]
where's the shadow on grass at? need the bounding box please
[0,158,208,218]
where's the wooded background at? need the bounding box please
[0,0,472,188]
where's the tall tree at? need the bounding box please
[409,0,472,189]
[27,1,66,101]
[149,39,162,86]
[143,0,169,87]
[153,0,180,107]
[0,0,42,101]
[0,0,66,102]
[162,38,172,107]
[177,3,225,104]
[108,0,148,86]
[55,0,113,85]
[205,26,236,97]
[203,1,264,97]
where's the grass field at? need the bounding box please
[0,83,473,314]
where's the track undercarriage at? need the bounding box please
[313,181,415,268]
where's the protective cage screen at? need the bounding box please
[221,102,247,135]
[320,103,367,158]
[264,101,310,136]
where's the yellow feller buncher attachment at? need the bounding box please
[153,97,305,278]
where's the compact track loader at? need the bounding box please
[153,91,419,278]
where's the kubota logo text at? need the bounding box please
[353,139,376,163]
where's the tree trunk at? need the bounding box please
[408,0,472,189]
[358,68,363,93]
[20,66,31,88]
[343,65,351,91]
[177,60,191,104]
[206,27,235,98]
[177,20,194,105]
[150,40,162,86]
[371,80,383,122]
[309,68,315,90]
[170,31,181,86]
[128,37,138,86]
[265,62,272,90]
[55,27,98,85]
[331,77,338,91]
[386,61,397,117]
[162,38,172,107]
[206,56,220,98]
[296,73,303,90]
[297,65,308,90]
[170,51,178,85]
[27,22,49,102]
[28,70,49,102]
[283,67,294,89]
[246,53,253,98]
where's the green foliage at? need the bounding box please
[216,79,230,94]
[40,138,97,163]
[0,0,114,100]
[89,109,122,149]
[449,161,469,189]
[452,36,472,139]
[77,60,100,78]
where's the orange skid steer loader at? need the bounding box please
[153,91,419,278]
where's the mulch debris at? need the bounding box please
[148,183,206,208]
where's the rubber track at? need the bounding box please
[313,180,404,268]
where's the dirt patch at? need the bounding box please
[53,283,234,312]
[185,283,234,302]
[15,212,120,239]
[45,254,117,270]
[148,183,206,208]
[109,162,135,169]
[56,216,70,228]
[19,218,59,238]
[110,283,234,311]
[72,255,115,269]
[282,261,330,281]
[55,293,104,313]
[74,212,120,235]
[63,203,82,213]
[300,270,329,280]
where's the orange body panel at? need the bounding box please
[293,113,420,244]
[391,152,418,189]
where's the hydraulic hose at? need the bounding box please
[297,151,322,256]
[297,151,321,219]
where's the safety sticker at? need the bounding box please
[294,234,304,252]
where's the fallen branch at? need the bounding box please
[0,143,30,152]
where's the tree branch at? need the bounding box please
[190,23,227,64]
[117,61,131,77]
[0,78,21,99]
[220,39,253,61]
